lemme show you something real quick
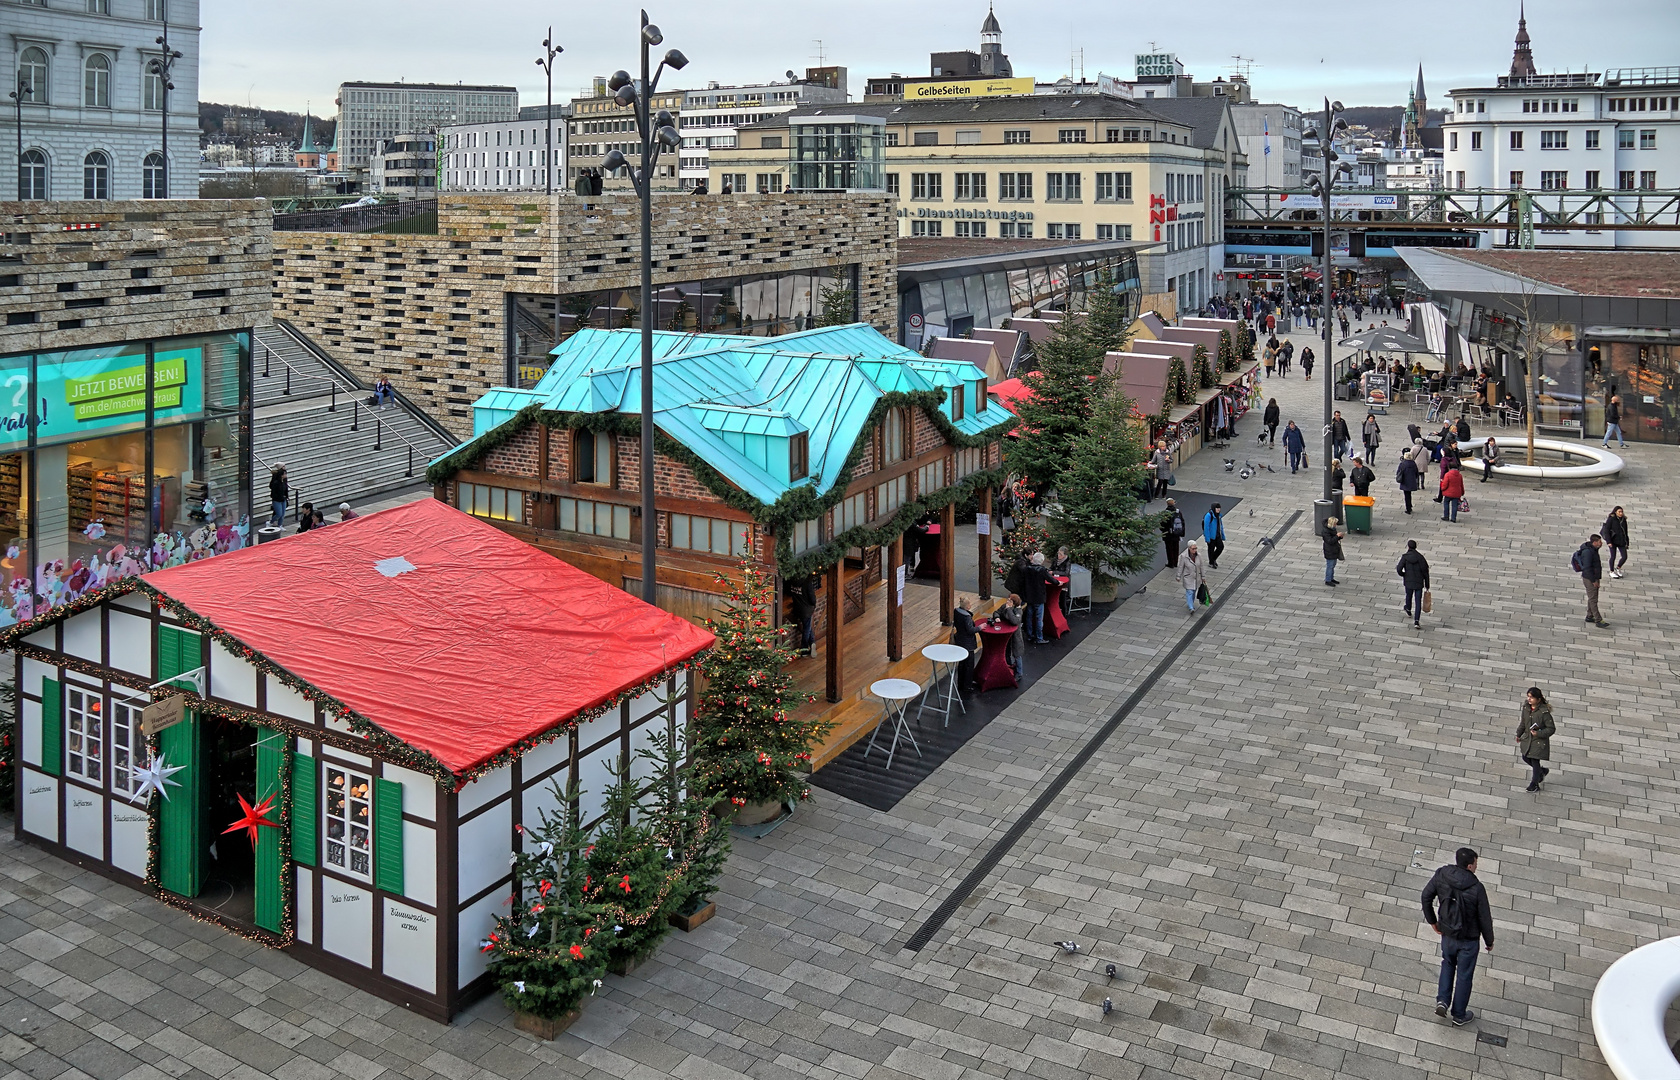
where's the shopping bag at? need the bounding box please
[1457,496,1469,514]
[1422,589,1433,613]
[1196,583,1211,606]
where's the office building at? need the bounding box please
[371,134,438,196]
[440,118,564,191]
[1441,10,1680,248]
[1232,103,1303,188]
[566,83,684,191]
[335,82,517,172]
[716,93,1243,310]
[679,72,848,192]
[5,0,200,200]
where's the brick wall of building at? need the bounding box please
[912,407,946,456]
[481,424,541,477]
[273,192,898,437]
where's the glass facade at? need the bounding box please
[1589,339,1680,444]
[0,331,253,626]
[901,252,1141,342]
[790,119,885,192]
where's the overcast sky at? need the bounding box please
[202,0,1680,117]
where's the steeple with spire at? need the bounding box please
[1415,63,1426,115]
[324,117,340,172]
[1510,1,1537,78]
[294,108,322,170]
[979,5,1012,77]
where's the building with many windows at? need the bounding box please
[1441,11,1680,248]
[370,134,437,196]
[1232,102,1303,188]
[439,118,565,191]
[679,72,848,192]
[334,82,517,173]
[4,0,199,200]
[566,83,684,191]
[713,93,1242,311]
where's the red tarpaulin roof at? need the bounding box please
[143,499,715,776]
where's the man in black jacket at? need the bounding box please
[1396,540,1430,628]
[1422,847,1495,1026]
[952,597,980,693]
[1577,534,1607,627]
[1161,499,1186,569]
[1349,457,1376,497]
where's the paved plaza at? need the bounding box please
[4,331,1676,1080]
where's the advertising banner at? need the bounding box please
[0,344,206,452]
[1275,192,1401,211]
[907,77,1034,100]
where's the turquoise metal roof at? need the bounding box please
[463,324,1010,506]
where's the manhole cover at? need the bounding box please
[1476,1032,1508,1047]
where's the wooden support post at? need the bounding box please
[825,560,844,703]
[939,502,955,625]
[977,486,993,602]
[887,535,903,663]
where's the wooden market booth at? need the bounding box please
[6,499,713,1020]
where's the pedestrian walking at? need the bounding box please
[1330,411,1351,462]
[1161,498,1186,568]
[1602,394,1627,448]
[1280,339,1294,376]
[1202,503,1226,569]
[1331,459,1346,493]
[1573,533,1608,627]
[1282,421,1306,473]
[1150,441,1173,499]
[789,574,818,656]
[1396,539,1430,628]
[1516,686,1555,792]
[1479,436,1504,482]
[1422,847,1495,1027]
[1349,457,1376,497]
[1362,413,1383,463]
[1601,506,1629,577]
[1322,517,1344,586]
[1439,465,1465,522]
[268,464,289,526]
[1262,398,1281,444]
[1396,450,1422,514]
[1339,314,1351,338]
[1174,541,1206,614]
[1301,345,1315,380]
[1263,342,1276,378]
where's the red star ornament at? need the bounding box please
[222,792,281,849]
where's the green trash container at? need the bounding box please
[1343,495,1375,535]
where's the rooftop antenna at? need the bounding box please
[1231,55,1255,80]
[811,39,827,70]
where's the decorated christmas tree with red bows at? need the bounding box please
[693,559,826,809]
[582,755,695,971]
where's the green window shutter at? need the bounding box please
[373,777,404,896]
[158,624,200,686]
[39,677,62,777]
[290,752,318,867]
[157,714,202,897]
[253,731,285,933]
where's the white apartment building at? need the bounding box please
[1232,102,1303,188]
[440,119,565,191]
[336,82,517,172]
[678,74,848,191]
[4,0,199,200]
[1442,12,1679,248]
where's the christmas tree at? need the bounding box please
[693,560,826,809]
[993,476,1049,585]
[817,280,856,327]
[485,781,609,1020]
[584,758,688,970]
[1046,377,1159,591]
[1082,269,1133,357]
[638,727,731,916]
[1007,315,1101,504]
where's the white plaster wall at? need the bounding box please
[457,889,504,990]
[295,867,315,944]
[62,610,101,663]
[209,641,257,707]
[65,787,102,857]
[383,763,436,821]
[320,879,374,968]
[457,764,511,816]
[382,899,438,993]
[110,799,149,878]
[456,800,510,901]
[107,610,151,676]
[22,772,59,841]
[264,677,315,723]
[402,820,437,908]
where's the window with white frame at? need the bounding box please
[1641,170,1657,190]
[1540,130,1567,150]
[791,518,823,554]
[910,219,943,237]
[953,445,984,481]
[144,66,165,111]
[954,220,987,237]
[954,172,986,199]
[324,764,373,880]
[998,172,1032,200]
[1003,129,1031,144]
[1058,128,1087,143]
[65,684,103,783]
[145,0,166,19]
[1449,132,1458,151]
[110,693,149,797]
[84,54,111,108]
[874,475,908,519]
[1045,173,1081,201]
[1641,129,1657,149]
[560,496,630,540]
[18,48,48,103]
[1585,169,1601,189]
[1096,223,1132,241]
[1509,131,1524,151]
[669,514,751,556]
[832,492,868,535]
[885,173,899,196]
[1470,131,1482,150]
[1540,170,1568,190]
[1618,129,1635,149]
[881,407,907,463]
[911,173,942,200]
[1095,171,1132,201]
[916,460,943,495]
[459,483,526,523]
[1586,130,1600,149]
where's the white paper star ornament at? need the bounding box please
[129,755,185,804]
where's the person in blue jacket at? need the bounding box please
[1281,421,1307,473]
[1202,503,1226,569]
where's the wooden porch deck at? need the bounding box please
[789,580,1000,771]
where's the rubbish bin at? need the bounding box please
[256,525,285,544]
[1313,498,1336,537]
[1343,495,1375,535]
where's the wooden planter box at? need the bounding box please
[608,951,650,978]
[671,899,716,932]
[515,1008,581,1040]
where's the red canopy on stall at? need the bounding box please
[144,499,715,776]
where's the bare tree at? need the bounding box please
[1509,274,1573,466]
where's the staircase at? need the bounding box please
[252,324,456,512]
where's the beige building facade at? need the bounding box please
[712,95,1245,308]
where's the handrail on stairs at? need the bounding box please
[269,319,457,446]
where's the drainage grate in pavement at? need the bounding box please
[1477,1032,1509,1047]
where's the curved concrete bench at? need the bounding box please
[1591,935,1680,1080]
[1452,437,1624,481]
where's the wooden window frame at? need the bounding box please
[573,429,616,487]
[789,432,809,481]
[324,762,375,883]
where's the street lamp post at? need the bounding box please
[1303,99,1351,502]
[602,11,687,606]
[148,23,183,197]
[10,73,29,200]
[535,28,563,196]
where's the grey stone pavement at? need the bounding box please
[4,327,1678,1080]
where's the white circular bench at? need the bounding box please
[1592,936,1680,1080]
[1452,437,1624,481]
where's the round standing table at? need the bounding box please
[916,643,969,726]
[1044,576,1071,639]
[865,678,925,770]
[974,620,1019,691]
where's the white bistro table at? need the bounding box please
[865,678,925,770]
[916,643,969,726]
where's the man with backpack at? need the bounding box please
[1572,534,1608,628]
[1161,499,1186,569]
[1422,847,1495,1026]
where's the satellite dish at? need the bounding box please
[786,70,797,80]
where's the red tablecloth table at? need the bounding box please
[974,621,1018,691]
[1044,576,1070,638]
[915,523,942,579]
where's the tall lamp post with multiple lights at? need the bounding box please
[535,28,563,195]
[1302,99,1352,504]
[148,24,183,197]
[602,11,687,605]
[12,72,31,199]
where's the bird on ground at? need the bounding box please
[1054,940,1079,954]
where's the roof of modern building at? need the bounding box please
[338,81,517,93]
[1448,250,1680,298]
[897,236,1100,263]
[743,93,1188,132]
[450,324,1012,507]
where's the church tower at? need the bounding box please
[1415,64,1427,116]
[1509,2,1537,78]
[979,5,1013,78]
